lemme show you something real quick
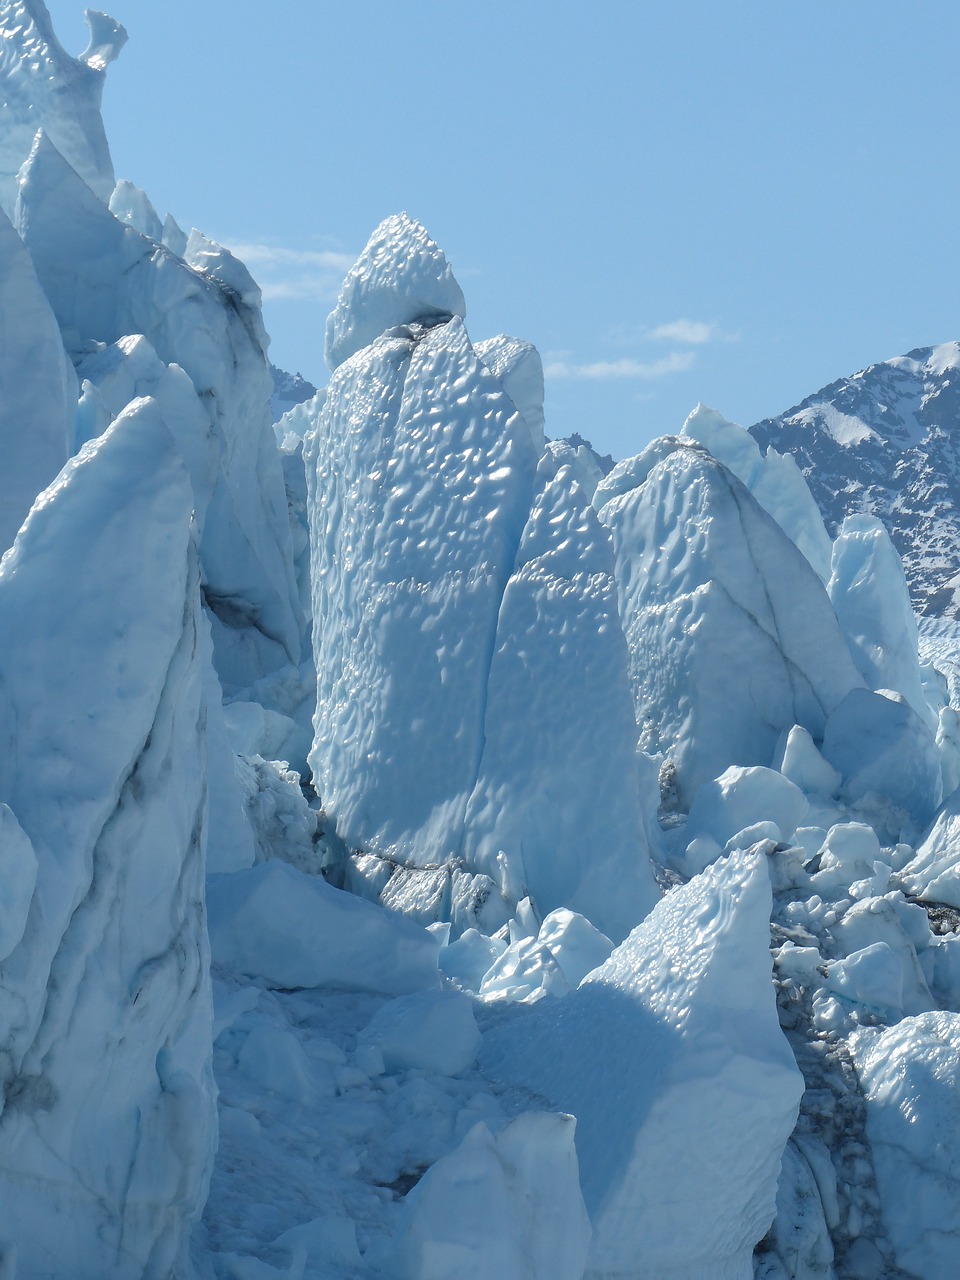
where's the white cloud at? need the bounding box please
[221,241,356,303]
[648,319,717,345]
[543,350,695,381]
[605,318,739,347]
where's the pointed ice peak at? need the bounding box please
[0,0,117,215]
[79,9,127,70]
[161,211,188,257]
[592,435,695,511]
[109,179,162,240]
[324,212,466,371]
[475,335,546,453]
[680,401,762,487]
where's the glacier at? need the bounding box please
[0,3,959,1277]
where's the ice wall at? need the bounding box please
[595,439,865,805]
[0,399,217,1278]
[0,0,124,217]
[16,132,303,692]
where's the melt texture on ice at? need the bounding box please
[680,403,834,582]
[390,1113,591,1280]
[461,456,660,941]
[324,213,466,370]
[0,399,216,1279]
[852,1013,960,1279]
[480,848,803,1279]
[0,0,124,217]
[306,307,538,866]
[16,132,302,691]
[207,859,442,996]
[0,205,75,551]
[828,513,933,727]
[595,439,864,805]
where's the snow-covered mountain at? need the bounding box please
[3,4,960,1279]
[750,342,960,616]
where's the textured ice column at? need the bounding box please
[0,0,124,216]
[306,312,538,863]
[481,849,803,1279]
[852,1013,960,1278]
[681,403,833,582]
[462,458,659,941]
[324,212,466,370]
[16,133,302,691]
[0,205,75,551]
[595,439,864,805]
[0,398,216,1279]
[828,513,932,727]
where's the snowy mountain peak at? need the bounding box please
[324,211,466,371]
[751,340,960,614]
[0,0,119,216]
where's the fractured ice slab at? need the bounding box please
[462,457,660,941]
[0,206,75,551]
[480,848,803,1279]
[391,1113,591,1280]
[595,439,864,805]
[324,212,466,370]
[16,132,303,690]
[0,0,124,216]
[0,398,216,1279]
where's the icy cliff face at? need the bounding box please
[16,130,303,692]
[750,341,960,616]
[0,400,216,1279]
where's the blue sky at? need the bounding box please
[43,1,960,459]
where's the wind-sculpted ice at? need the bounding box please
[463,456,660,941]
[0,0,125,217]
[324,211,466,370]
[0,206,75,551]
[16,132,303,691]
[481,848,803,1279]
[595,438,864,805]
[0,399,216,1278]
[681,402,834,582]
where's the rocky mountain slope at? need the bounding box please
[750,342,960,616]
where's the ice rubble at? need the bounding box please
[0,401,216,1278]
